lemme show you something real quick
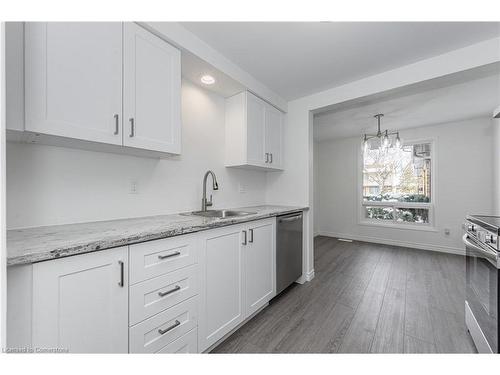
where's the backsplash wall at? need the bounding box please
[6,80,268,229]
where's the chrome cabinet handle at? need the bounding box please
[114,114,119,135]
[249,229,254,243]
[129,118,135,137]
[158,251,181,260]
[158,320,181,335]
[242,230,247,245]
[118,261,124,287]
[265,153,269,163]
[158,285,181,297]
[270,153,273,163]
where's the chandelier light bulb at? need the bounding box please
[395,133,401,149]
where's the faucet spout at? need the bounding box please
[202,170,219,211]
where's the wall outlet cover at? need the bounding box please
[129,180,139,194]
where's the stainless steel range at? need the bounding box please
[464,215,500,353]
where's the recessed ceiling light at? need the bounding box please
[200,75,216,85]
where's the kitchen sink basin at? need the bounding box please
[185,209,256,219]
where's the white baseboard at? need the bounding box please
[317,230,464,256]
[296,269,315,284]
[306,269,315,281]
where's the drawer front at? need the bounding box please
[130,265,198,325]
[129,296,198,353]
[156,328,198,353]
[129,234,197,284]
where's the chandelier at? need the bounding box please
[363,113,401,153]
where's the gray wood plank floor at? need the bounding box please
[211,236,477,354]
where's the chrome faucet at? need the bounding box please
[201,170,219,211]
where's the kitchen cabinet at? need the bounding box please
[198,218,276,352]
[32,246,128,353]
[225,91,284,170]
[12,22,181,156]
[244,219,276,317]
[123,23,181,154]
[25,22,123,145]
[198,224,245,351]
[9,216,279,353]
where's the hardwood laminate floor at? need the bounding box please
[212,236,477,354]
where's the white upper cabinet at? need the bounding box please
[25,22,123,145]
[225,91,284,171]
[32,246,128,353]
[265,104,283,169]
[123,23,181,154]
[246,92,267,165]
[18,22,181,156]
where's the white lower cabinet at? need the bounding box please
[14,217,278,354]
[198,224,245,351]
[32,247,129,353]
[198,218,276,352]
[156,329,198,353]
[244,219,276,317]
[129,297,198,353]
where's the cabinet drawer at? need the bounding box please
[129,234,197,284]
[130,265,198,325]
[129,296,198,353]
[156,328,198,353]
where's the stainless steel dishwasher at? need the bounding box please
[276,211,303,295]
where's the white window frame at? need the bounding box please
[358,138,437,232]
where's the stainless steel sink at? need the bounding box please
[185,209,256,219]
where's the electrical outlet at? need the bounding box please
[129,180,139,194]
[238,183,246,193]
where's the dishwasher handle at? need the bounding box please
[279,213,302,223]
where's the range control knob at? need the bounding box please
[467,224,475,232]
[486,235,497,245]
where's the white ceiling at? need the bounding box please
[181,22,500,100]
[313,72,500,142]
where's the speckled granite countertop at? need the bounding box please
[7,205,307,266]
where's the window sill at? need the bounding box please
[359,220,438,232]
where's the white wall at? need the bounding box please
[493,118,500,215]
[6,79,268,229]
[313,141,320,236]
[315,117,494,253]
[265,39,500,280]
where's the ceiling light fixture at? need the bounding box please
[200,74,216,85]
[362,114,402,153]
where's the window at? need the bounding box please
[361,141,433,227]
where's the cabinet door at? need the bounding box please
[25,22,123,145]
[265,104,283,169]
[246,92,266,166]
[244,219,276,317]
[32,247,128,353]
[123,23,181,154]
[198,225,245,351]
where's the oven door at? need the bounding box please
[464,234,499,353]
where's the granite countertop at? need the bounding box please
[7,205,308,266]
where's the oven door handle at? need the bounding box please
[463,234,498,267]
